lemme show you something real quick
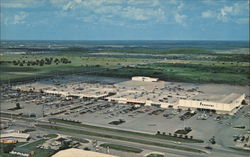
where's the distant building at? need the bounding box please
[177,93,245,115]
[132,76,159,82]
[52,148,118,157]
[10,147,34,157]
[0,132,30,142]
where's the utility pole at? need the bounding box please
[42,103,44,118]
[107,146,110,154]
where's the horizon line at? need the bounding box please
[1,39,249,42]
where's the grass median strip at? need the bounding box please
[229,147,250,152]
[49,118,203,143]
[37,124,205,153]
[146,153,164,157]
[100,143,143,153]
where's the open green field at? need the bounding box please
[37,124,205,153]
[90,60,250,85]
[146,153,164,157]
[229,147,250,152]
[1,47,249,85]
[104,48,210,54]
[0,52,141,83]
[49,118,203,143]
[100,143,143,153]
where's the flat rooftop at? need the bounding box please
[115,80,165,91]
[52,148,118,157]
[189,93,244,104]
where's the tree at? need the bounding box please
[16,103,21,109]
[1,143,15,153]
[59,141,70,150]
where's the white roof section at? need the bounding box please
[1,133,30,139]
[52,148,118,157]
[116,80,165,91]
[189,93,244,104]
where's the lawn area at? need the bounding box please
[0,53,141,83]
[175,129,191,135]
[37,124,205,153]
[44,134,58,138]
[69,137,89,143]
[49,118,203,143]
[1,49,249,85]
[229,147,250,152]
[90,61,250,85]
[100,143,143,153]
[104,48,210,54]
[146,153,164,157]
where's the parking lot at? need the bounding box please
[1,75,249,150]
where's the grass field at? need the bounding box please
[0,53,141,83]
[49,118,203,143]
[229,147,250,152]
[90,60,249,85]
[69,137,89,143]
[37,124,205,153]
[100,143,143,153]
[146,153,164,157]
[104,48,210,54]
[1,48,249,85]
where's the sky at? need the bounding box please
[0,0,249,41]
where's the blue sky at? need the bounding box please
[1,0,249,40]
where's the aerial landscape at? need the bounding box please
[0,0,249,157]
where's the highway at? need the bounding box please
[5,115,248,157]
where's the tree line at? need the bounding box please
[12,57,71,66]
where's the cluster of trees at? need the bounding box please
[0,143,15,153]
[12,57,71,66]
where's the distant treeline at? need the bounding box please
[1,47,90,53]
[104,48,210,54]
[12,57,71,66]
[215,54,250,62]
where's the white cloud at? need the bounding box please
[174,13,187,26]
[121,7,165,21]
[169,0,177,4]
[122,7,150,21]
[128,0,160,7]
[231,2,249,15]
[51,0,166,23]
[62,0,83,11]
[201,2,249,24]
[220,6,233,17]
[235,17,249,24]
[1,0,44,8]
[95,5,122,14]
[4,12,29,25]
[13,12,28,24]
[177,2,184,10]
[201,10,215,18]
[217,6,234,22]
